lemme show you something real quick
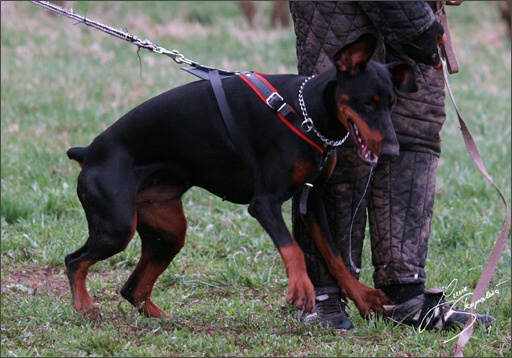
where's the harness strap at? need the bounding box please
[185,67,331,214]
[239,72,326,154]
[239,71,334,214]
[183,67,327,155]
[208,69,263,190]
[182,65,236,80]
[209,69,245,155]
[298,152,333,215]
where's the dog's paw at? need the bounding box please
[79,306,102,322]
[139,299,172,319]
[286,276,316,313]
[355,287,390,317]
[344,282,390,317]
[364,287,390,314]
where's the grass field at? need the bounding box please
[1,1,510,357]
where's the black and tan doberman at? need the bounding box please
[65,34,417,320]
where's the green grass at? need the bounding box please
[1,1,510,357]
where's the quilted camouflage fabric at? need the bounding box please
[291,2,379,75]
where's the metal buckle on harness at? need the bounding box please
[266,92,286,112]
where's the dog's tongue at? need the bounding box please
[348,120,379,165]
[352,123,376,164]
[361,145,378,163]
[361,145,369,158]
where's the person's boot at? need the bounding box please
[383,288,495,331]
[301,287,353,330]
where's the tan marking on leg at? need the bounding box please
[278,243,315,312]
[303,213,389,316]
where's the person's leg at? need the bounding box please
[370,37,494,329]
[369,150,436,299]
[289,0,495,331]
[291,146,371,329]
[370,133,495,331]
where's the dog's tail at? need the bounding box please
[67,146,88,167]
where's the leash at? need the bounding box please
[439,48,511,357]
[30,0,336,152]
[30,1,346,150]
[29,1,237,77]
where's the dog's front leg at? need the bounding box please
[301,184,390,317]
[248,195,315,313]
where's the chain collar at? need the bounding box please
[298,75,349,147]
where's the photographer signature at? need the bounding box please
[417,278,508,343]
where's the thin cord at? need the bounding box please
[348,165,374,273]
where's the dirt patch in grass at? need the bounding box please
[1,265,69,297]
[1,264,136,299]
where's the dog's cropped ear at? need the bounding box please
[333,33,377,77]
[387,63,418,93]
[67,146,88,167]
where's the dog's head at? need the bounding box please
[333,33,417,165]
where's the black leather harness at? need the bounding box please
[182,66,333,214]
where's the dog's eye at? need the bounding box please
[339,94,350,102]
[390,96,395,105]
[363,100,372,108]
[373,94,380,102]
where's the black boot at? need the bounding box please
[383,288,496,331]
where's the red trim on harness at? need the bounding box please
[239,72,324,154]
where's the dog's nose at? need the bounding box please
[380,145,399,162]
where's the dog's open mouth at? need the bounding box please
[348,120,378,166]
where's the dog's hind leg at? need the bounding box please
[65,170,138,319]
[120,185,187,318]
